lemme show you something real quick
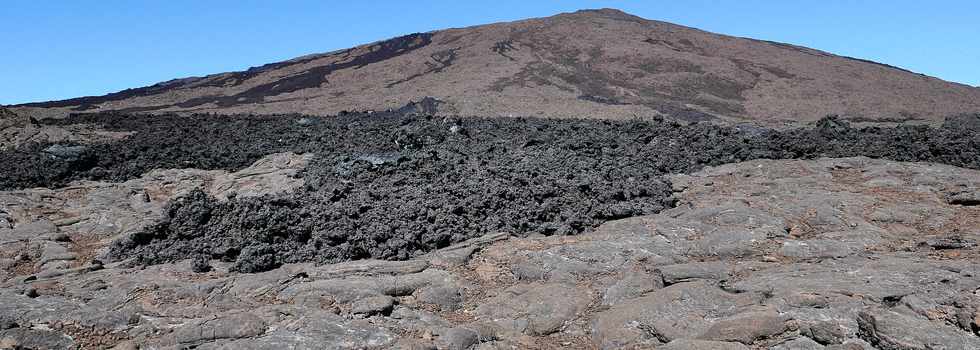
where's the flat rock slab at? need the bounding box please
[198,310,396,350]
[168,312,268,347]
[697,310,793,344]
[476,282,592,336]
[591,281,762,348]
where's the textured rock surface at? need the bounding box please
[0,106,132,152]
[6,113,979,276]
[2,156,980,348]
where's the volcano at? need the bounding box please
[13,8,980,124]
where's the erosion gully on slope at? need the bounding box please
[1,112,978,272]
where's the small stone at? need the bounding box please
[24,288,38,298]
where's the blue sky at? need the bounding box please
[2,1,978,105]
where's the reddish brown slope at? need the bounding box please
[13,9,980,124]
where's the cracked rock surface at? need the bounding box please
[2,155,979,349]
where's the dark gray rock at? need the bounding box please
[191,255,213,273]
[942,113,980,131]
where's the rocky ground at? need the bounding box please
[0,108,131,152]
[2,155,980,349]
[3,112,980,272]
[1,111,980,349]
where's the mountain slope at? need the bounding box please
[14,8,980,123]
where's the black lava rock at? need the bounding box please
[4,112,978,272]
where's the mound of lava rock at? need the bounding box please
[1,112,978,272]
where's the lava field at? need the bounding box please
[2,112,978,272]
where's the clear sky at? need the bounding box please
[2,0,978,105]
